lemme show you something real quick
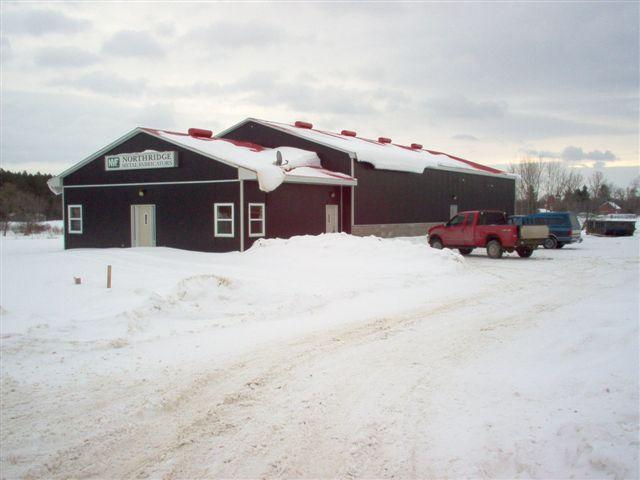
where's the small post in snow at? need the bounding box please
[107,265,112,289]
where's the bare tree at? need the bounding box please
[510,156,544,214]
[565,170,584,194]
[588,171,605,200]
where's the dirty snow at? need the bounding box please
[0,233,638,478]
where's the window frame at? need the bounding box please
[248,203,266,238]
[214,203,235,238]
[448,214,465,227]
[67,204,83,234]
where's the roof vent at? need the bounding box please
[294,121,313,129]
[188,128,213,138]
[341,130,357,137]
[411,143,423,149]
[378,137,392,144]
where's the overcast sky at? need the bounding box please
[1,2,638,187]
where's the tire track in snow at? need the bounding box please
[9,241,638,479]
[20,292,494,479]
[26,277,583,480]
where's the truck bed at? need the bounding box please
[519,225,549,241]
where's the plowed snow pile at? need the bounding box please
[1,233,638,479]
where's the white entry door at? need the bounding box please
[131,204,156,247]
[326,205,339,233]
[450,204,458,219]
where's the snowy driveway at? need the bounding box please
[1,234,638,478]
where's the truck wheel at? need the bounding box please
[516,246,533,258]
[486,240,503,259]
[458,248,473,255]
[542,237,558,249]
[429,237,444,249]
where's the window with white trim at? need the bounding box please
[248,203,265,237]
[68,205,83,234]
[214,203,234,237]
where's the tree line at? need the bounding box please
[0,169,62,231]
[509,157,640,215]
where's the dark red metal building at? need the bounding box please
[49,118,516,252]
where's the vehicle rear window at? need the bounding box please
[478,211,506,225]
[535,216,563,225]
[569,214,581,229]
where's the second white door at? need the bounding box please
[325,205,339,233]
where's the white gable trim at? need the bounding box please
[55,128,143,180]
[53,128,244,182]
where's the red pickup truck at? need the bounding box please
[428,210,549,259]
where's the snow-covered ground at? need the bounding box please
[1,232,638,478]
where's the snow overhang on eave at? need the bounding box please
[283,174,357,187]
[429,164,519,180]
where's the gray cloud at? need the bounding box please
[157,73,381,115]
[2,9,90,36]
[232,74,378,114]
[383,3,639,97]
[525,146,618,163]
[561,146,617,163]
[49,72,147,96]
[424,95,508,119]
[102,30,165,58]
[34,46,98,68]
[1,37,11,62]
[185,22,284,48]
[1,3,637,186]
[132,103,176,128]
[435,108,634,141]
[451,134,479,141]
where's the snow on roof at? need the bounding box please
[238,118,514,178]
[48,127,356,195]
[600,201,622,210]
[145,128,340,192]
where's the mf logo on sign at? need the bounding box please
[107,157,120,169]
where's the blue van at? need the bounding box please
[509,212,582,249]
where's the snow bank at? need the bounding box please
[0,233,464,346]
[1,233,637,479]
[4,220,63,238]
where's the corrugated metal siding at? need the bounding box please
[64,182,241,252]
[220,121,515,229]
[264,182,340,239]
[353,162,515,225]
[243,181,346,250]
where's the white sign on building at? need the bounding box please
[105,151,178,171]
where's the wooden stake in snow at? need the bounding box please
[107,265,112,289]
[74,277,81,285]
